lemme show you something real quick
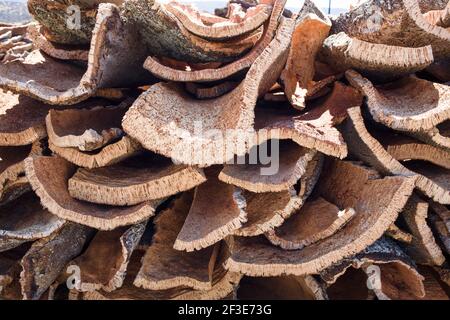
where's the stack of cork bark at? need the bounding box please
[0,0,449,300]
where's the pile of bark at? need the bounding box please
[0,0,449,300]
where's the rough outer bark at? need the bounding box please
[121,0,259,64]
[27,0,124,45]
[320,237,426,300]
[165,1,271,40]
[224,160,415,276]
[123,17,294,166]
[20,222,95,300]
[331,0,450,59]
[49,136,142,169]
[142,0,286,82]
[0,3,152,105]
[27,23,89,61]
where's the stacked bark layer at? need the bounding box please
[0,0,449,300]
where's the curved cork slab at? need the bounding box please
[321,237,426,300]
[123,17,294,166]
[174,169,247,252]
[0,90,111,146]
[28,24,89,61]
[224,160,415,276]
[381,133,450,170]
[81,246,241,300]
[331,0,450,59]
[255,82,363,158]
[281,0,332,110]
[266,197,355,250]
[0,192,65,252]
[0,4,151,105]
[346,70,450,134]
[25,156,159,230]
[233,153,324,237]
[219,142,316,193]
[49,136,142,169]
[165,1,271,40]
[341,105,449,204]
[134,193,220,291]
[68,152,206,206]
[401,195,446,266]
[46,101,130,152]
[0,143,41,202]
[143,0,287,82]
[69,222,146,293]
[20,223,94,300]
[320,33,433,78]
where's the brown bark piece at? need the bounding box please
[0,4,151,105]
[321,237,426,300]
[68,153,206,206]
[134,193,220,290]
[20,222,94,300]
[382,134,450,170]
[165,1,271,40]
[331,0,450,59]
[255,82,362,158]
[174,171,247,252]
[143,0,287,82]
[320,33,433,78]
[219,142,316,193]
[25,155,159,230]
[0,192,65,252]
[28,24,89,61]
[46,101,129,152]
[224,160,415,276]
[233,152,324,237]
[401,195,446,266]
[49,136,142,169]
[266,197,355,250]
[70,222,146,292]
[122,0,259,65]
[281,0,331,110]
[346,70,450,136]
[123,16,294,166]
[341,105,449,204]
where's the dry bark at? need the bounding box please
[0,3,151,105]
[224,160,415,276]
[68,153,206,206]
[123,16,294,166]
[25,155,160,230]
[321,237,426,300]
[331,0,450,60]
